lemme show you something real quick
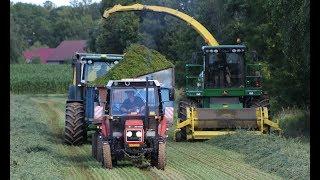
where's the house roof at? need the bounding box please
[23,48,54,64]
[46,40,87,61]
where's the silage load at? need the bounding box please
[93,44,174,85]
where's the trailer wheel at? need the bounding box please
[157,142,166,170]
[102,142,113,169]
[92,132,98,159]
[64,102,86,145]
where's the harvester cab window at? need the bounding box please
[205,52,229,88]
[110,87,159,116]
[84,62,110,82]
[205,51,244,88]
[225,52,244,87]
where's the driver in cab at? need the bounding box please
[120,90,145,113]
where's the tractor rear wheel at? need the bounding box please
[92,132,98,159]
[64,102,86,145]
[102,142,113,169]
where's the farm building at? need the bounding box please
[23,48,54,64]
[23,40,87,64]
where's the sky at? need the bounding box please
[11,0,101,7]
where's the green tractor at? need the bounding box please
[174,45,281,141]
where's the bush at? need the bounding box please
[278,108,310,138]
[31,57,41,64]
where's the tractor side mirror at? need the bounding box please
[161,88,175,102]
[169,88,175,101]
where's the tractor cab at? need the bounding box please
[107,79,162,118]
[72,53,124,85]
[105,79,163,149]
[92,78,171,169]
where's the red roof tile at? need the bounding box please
[46,40,87,61]
[23,48,54,64]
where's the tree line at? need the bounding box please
[10,0,309,109]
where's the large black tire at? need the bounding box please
[175,127,187,142]
[157,142,166,170]
[251,94,270,109]
[64,102,86,145]
[96,135,103,162]
[92,132,98,159]
[102,142,113,169]
[150,142,166,170]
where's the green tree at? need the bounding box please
[10,9,27,63]
[43,1,56,11]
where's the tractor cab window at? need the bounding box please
[84,62,111,82]
[110,87,159,116]
[205,51,244,88]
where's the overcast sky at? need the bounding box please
[10,0,101,7]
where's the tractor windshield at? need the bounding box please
[205,52,244,88]
[84,62,112,82]
[110,87,159,116]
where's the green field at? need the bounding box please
[10,64,71,94]
[10,94,309,179]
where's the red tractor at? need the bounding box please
[92,78,174,170]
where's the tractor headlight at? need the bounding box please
[126,131,132,137]
[136,131,142,138]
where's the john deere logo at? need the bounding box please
[222,90,228,95]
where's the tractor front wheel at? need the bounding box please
[64,102,86,145]
[157,142,166,170]
[92,132,98,159]
[150,141,166,170]
[102,142,113,169]
[96,134,103,162]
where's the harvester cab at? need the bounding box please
[92,78,171,169]
[174,45,281,141]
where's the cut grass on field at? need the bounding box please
[10,95,64,179]
[11,94,309,179]
[208,131,310,179]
